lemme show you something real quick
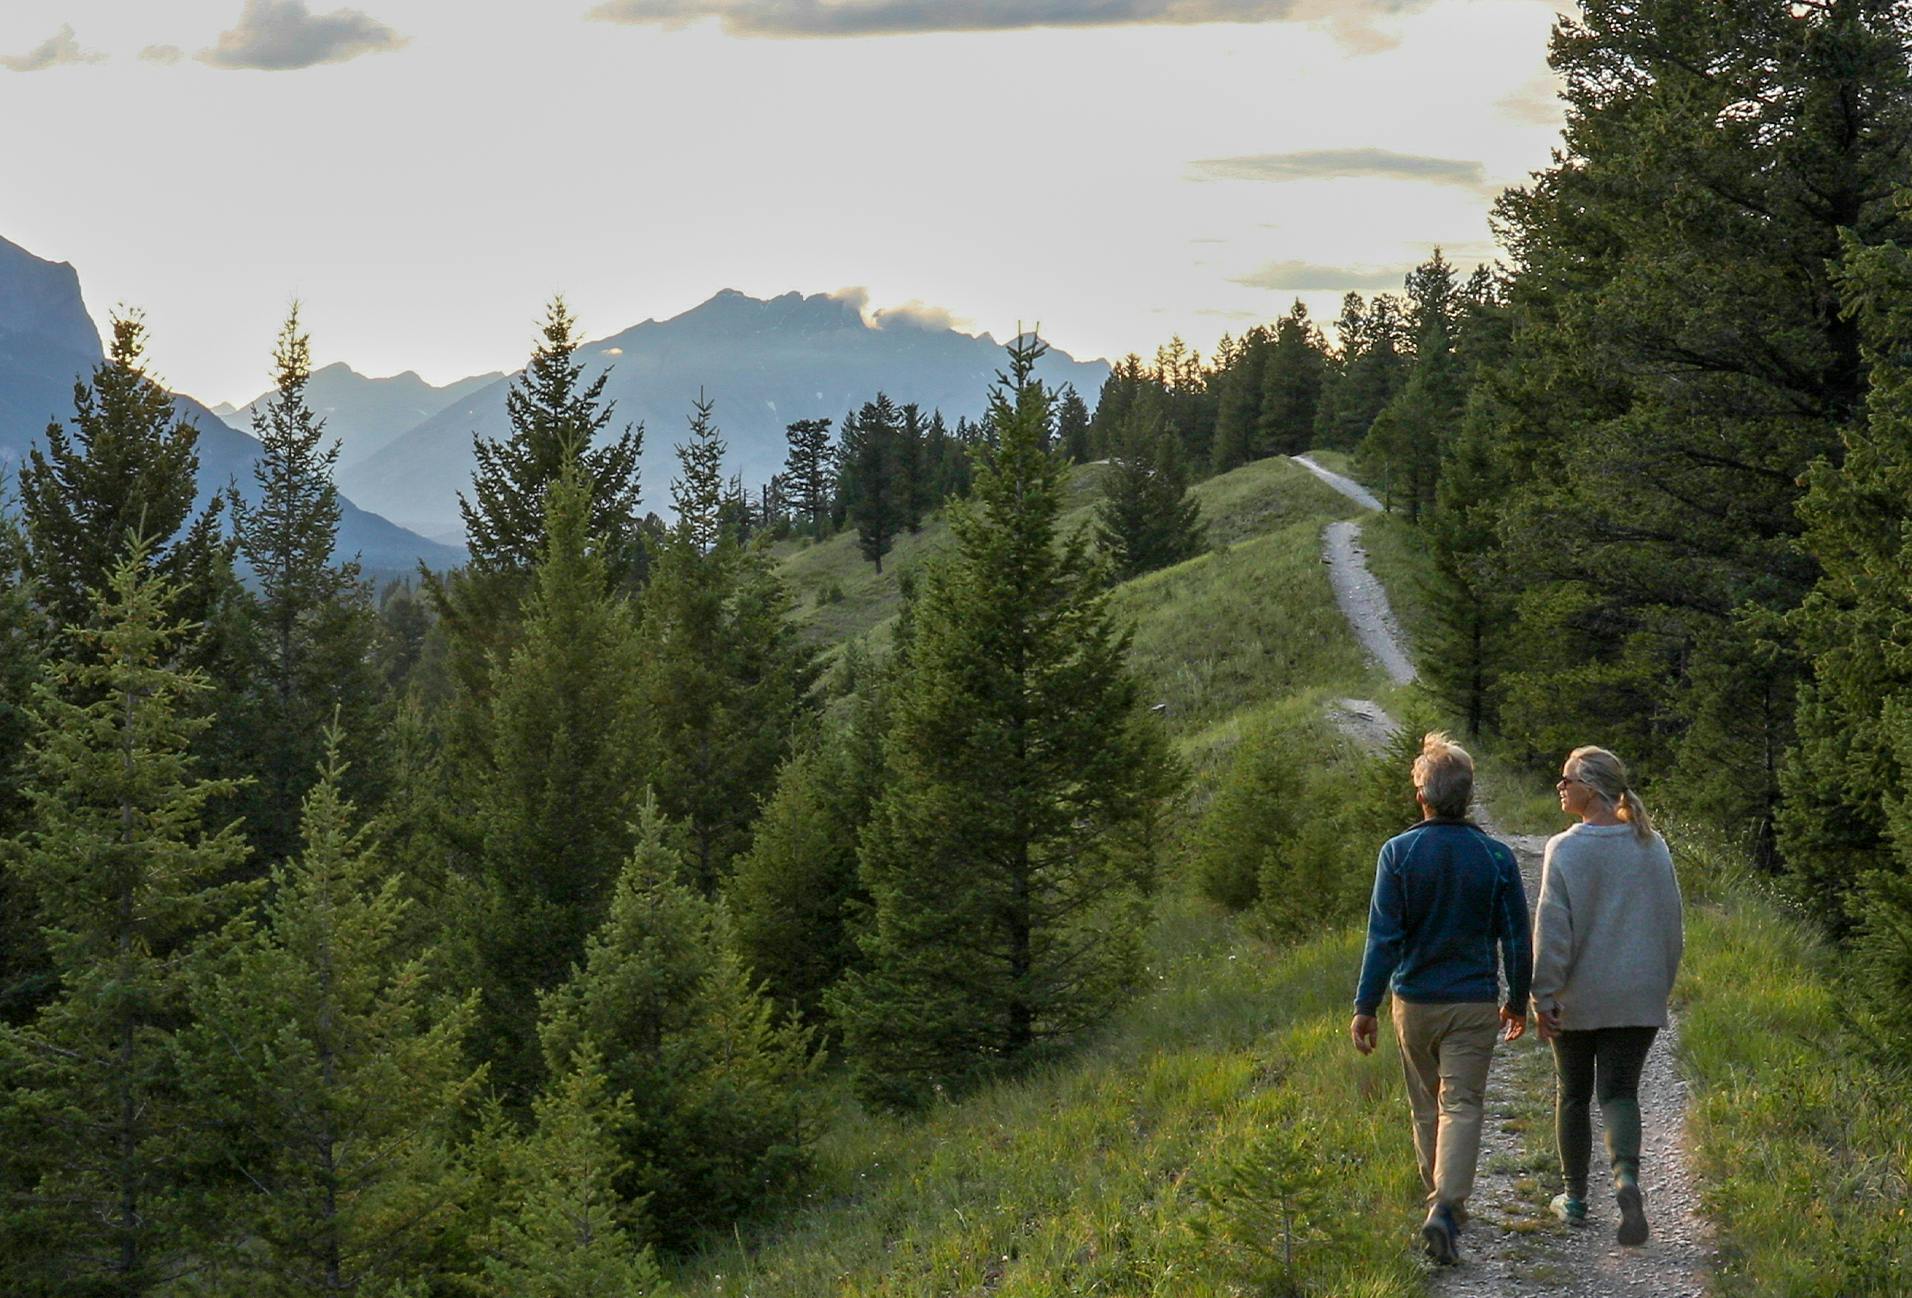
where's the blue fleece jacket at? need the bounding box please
[1353,818,1531,1016]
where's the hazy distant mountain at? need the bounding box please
[221,362,505,470]
[0,234,461,577]
[338,289,1113,537]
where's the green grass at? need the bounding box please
[656,454,1437,1295]
[1673,883,1912,1297]
[668,898,1423,1298]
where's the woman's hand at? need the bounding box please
[1535,1006,1563,1043]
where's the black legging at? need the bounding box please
[1552,1025,1658,1199]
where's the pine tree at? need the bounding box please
[478,1043,665,1298]
[1056,384,1093,463]
[428,300,644,790]
[1482,0,1912,851]
[537,799,816,1248]
[1096,418,1206,582]
[0,543,252,1296]
[829,337,1183,1109]
[18,314,233,639]
[729,647,890,1028]
[184,730,481,1294]
[0,514,50,1023]
[899,402,935,530]
[230,307,388,866]
[640,404,817,894]
[783,417,834,538]
[1210,326,1270,474]
[1257,301,1329,457]
[839,394,908,572]
[467,465,647,1102]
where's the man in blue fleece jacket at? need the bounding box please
[1349,731,1531,1266]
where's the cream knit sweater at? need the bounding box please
[1530,823,1684,1030]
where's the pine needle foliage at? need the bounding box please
[1095,417,1206,582]
[830,336,1183,1110]
[538,798,817,1249]
[17,314,232,638]
[0,542,252,1297]
[468,464,647,1103]
[184,729,482,1295]
[477,1043,667,1298]
[230,306,387,864]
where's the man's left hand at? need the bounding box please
[1350,1013,1378,1055]
[1499,1005,1526,1041]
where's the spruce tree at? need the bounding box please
[1095,418,1206,582]
[829,338,1183,1109]
[184,731,481,1294]
[639,403,816,894]
[478,1043,665,1298]
[839,394,908,571]
[1056,384,1093,463]
[0,543,252,1296]
[0,514,50,1023]
[230,307,388,866]
[729,647,890,1028]
[466,465,647,1102]
[1210,326,1270,474]
[537,799,815,1248]
[782,416,834,538]
[1257,301,1329,457]
[18,314,233,639]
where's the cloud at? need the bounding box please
[1188,148,1494,195]
[588,0,1435,42]
[141,44,186,65]
[827,285,872,314]
[874,300,963,332]
[1497,70,1564,126]
[2,25,106,72]
[1231,260,1407,291]
[198,0,407,70]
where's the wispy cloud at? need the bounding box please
[198,0,407,70]
[141,44,186,65]
[1497,70,1564,126]
[1231,260,1406,291]
[1189,148,1494,195]
[874,300,963,332]
[2,25,106,72]
[589,0,1435,43]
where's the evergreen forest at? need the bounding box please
[4,3,1912,1295]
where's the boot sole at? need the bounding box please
[1616,1184,1649,1246]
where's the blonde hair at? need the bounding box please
[1567,745,1653,840]
[1413,731,1475,820]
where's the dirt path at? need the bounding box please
[1294,452,1384,511]
[1305,457,1716,1294]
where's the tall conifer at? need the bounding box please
[0,544,252,1296]
[829,338,1182,1108]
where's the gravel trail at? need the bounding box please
[1303,455,1717,1295]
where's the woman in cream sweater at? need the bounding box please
[1530,745,1683,1246]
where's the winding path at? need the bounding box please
[1292,455,1716,1295]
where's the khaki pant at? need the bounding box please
[1392,1000,1500,1211]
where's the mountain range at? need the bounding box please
[330,290,1112,539]
[0,234,463,577]
[3,232,1114,560]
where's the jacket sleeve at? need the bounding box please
[1529,838,1572,1013]
[1497,846,1533,1015]
[1660,837,1685,979]
[1353,843,1404,1016]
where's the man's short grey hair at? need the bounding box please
[1413,731,1474,819]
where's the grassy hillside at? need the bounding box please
[666,456,1424,1296]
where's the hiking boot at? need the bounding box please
[1420,1203,1460,1266]
[1550,1193,1587,1226]
[1615,1182,1649,1246]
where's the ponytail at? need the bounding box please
[1616,787,1653,841]
[1567,745,1654,841]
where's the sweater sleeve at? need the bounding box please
[1353,843,1404,1016]
[1497,846,1533,1014]
[1529,837,1573,1013]
[1661,837,1685,978]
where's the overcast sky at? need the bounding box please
[1,0,1568,406]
